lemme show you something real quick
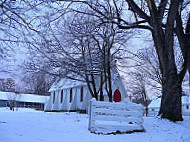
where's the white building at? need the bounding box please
[44,73,128,112]
[0,91,49,110]
[148,95,190,116]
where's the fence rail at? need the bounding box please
[88,99,144,134]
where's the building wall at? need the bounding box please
[148,105,190,117]
[0,99,45,110]
[0,100,7,107]
[44,76,128,112]
[112,76,128,101]
[63,86,91,112]
[45,85,92,112]
[17,102,44,110]
[147,107,160,116]
[182,104,190,116]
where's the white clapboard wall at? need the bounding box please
[88,98,144,134]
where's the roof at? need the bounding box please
[148,98,161,108]
[49,78,86,92]
[49,74,121,92]
[149,95,190,108]
[49,63,121,92]
[0,91,49,103]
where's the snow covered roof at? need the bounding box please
[149,95,190,108]
[0,91,49,103]
[49,78,86,92]
[49,73,121,92]
[148,98,161,108]
[49,63,121,92]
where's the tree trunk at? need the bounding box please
[107,54,112,102]
[145,106,148,117]
[99,72,104,101]
[154,35,183,121]
[151,21,183,121]
[117,0,184,121]
[146,0,183,121]
[159,70,183,121]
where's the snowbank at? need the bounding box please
[0,108,190,142]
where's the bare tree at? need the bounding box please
[24,10,132,101]
[63,0,190,121]
[3,1,189,121]
[128,41,188,116]
[0,78,15,92]
[7,92,21,111]
[17,70,55,95]
[127,71,151,116]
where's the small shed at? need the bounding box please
[148,95,190,116]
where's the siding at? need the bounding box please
[0,100,7,107]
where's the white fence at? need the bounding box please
[88,99,144,134]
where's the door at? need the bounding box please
[113,89,121,102]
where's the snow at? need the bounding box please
[149,96,190,108]
[0,91,49,103]
[0,92,15,100]
[0,108,190,142]
[49,78,86,92]
[18,93,49,103]
[148,98,161,108]
[49,63,120,92]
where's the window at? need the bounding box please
[53,91,55,104]
[6,101,10,107]
[187,105,189,110]
[61,90,63,103]
[70,88,72,103]
[80,86,83,102]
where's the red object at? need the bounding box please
[113,89,121,102]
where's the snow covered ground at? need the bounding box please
[0,107,190,142]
